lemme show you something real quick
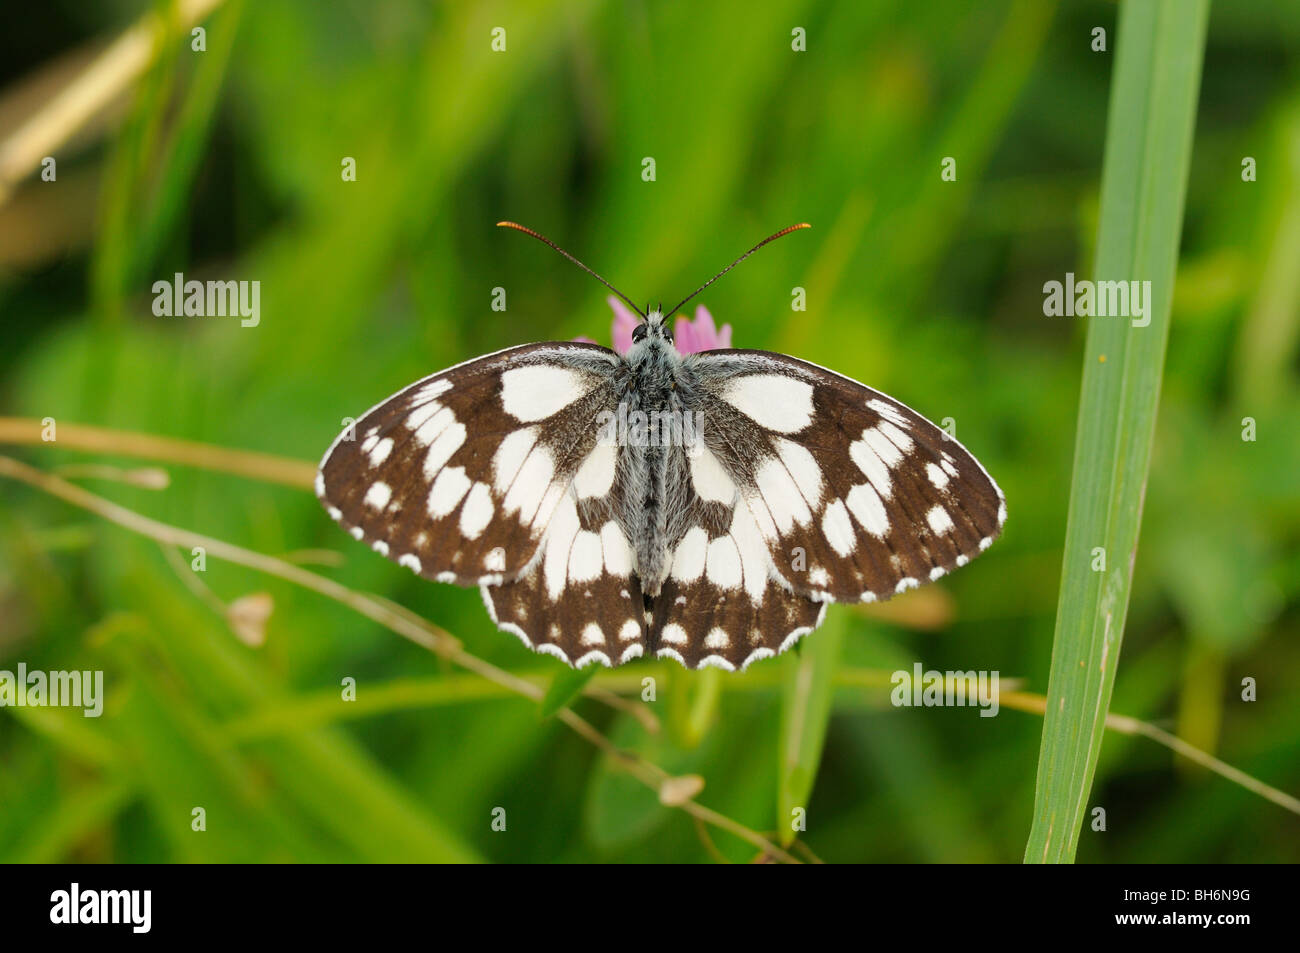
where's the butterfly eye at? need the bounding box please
[632,324,648,342]
[662,329,674,344]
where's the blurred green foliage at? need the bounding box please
[0,0,1297,863]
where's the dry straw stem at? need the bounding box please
[0,417,315,488]
[0,0,225,205]
[1002,692,1300,817]
[0,454,797,865]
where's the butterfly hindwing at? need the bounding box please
[649,484,827,670]
[317,342,621,585]
[481,488,647,667]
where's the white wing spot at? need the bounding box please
[403,400,440,434]
[529,483,566,534]
[618,619,640,643]
[845,483,889,537]
[412,379,452,405]
[775,437,823,509]
[459,482,495,539]
[600,521,633,576]
[820,498,856,557]
[669,527,709,583]
[699,655,736,672]
[926,462,950,490]
[399,554,422,574]
[705,535,743,589]
[580,623,606,647]
[568,531,604,583]
[862,426,904,468]
[543,496,581,600]
[364,482,391,510]
[573,649,612,669]
[895,577,918,594]
[412,406,455,448]
[484,547,506,572]
[867,398,909,427]
[661,623,688,646]
[372,540,389,556]
[492,427,538,495]
[689,444,736,503]
[704,628,730,650]
[573,442,617,499]
[720,374,815,433]
[368,437,394,466]
[421,420,466,479]
[500,365,591,422]
[729,505,770,605]
[502,445,555,526]
[748,498,779,541]
[428,466,471,517]
[849,436,892,499]
[926,505,954,535]
[538,642,567,664]
[877,421,914,454]
[754,457,812,533]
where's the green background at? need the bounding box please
[1,0,1297,862]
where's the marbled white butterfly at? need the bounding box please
[317,223,1006,671]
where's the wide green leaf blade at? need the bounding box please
[1025,0,1211,863]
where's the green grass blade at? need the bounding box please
[777,612,844,846]
[1025,0,1211,863]
[539,664,600,719]
[8,781,137,864]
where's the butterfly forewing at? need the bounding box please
[316,342,621,586]
[685,349,1006,603]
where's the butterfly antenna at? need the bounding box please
[665,223,811,318]
[497,222,646,320]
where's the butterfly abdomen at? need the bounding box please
[615,345,697,596]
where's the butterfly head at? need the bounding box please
[630,309,674,350]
